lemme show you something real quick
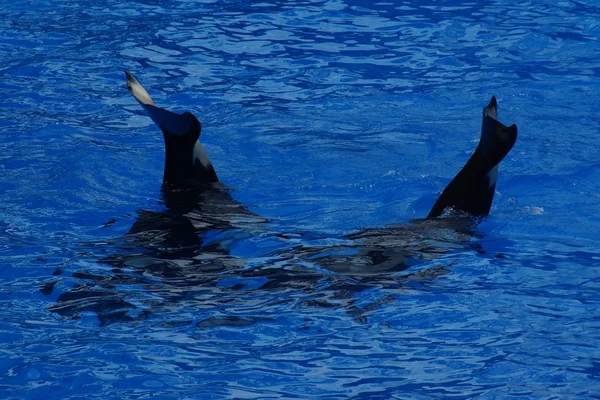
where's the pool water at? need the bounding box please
[2,0,600,398]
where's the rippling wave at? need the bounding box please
[2,0,600,398]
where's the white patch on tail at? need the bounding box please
[192,141,213,169]
[487,165,498,188]
[125,71,155,106]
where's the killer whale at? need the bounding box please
[266,96,518,275]
[43,73,258,323]
[125,70,218,189]
[124,70,256,215]
[427,96,517,218]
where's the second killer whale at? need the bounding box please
[263,96,517,275]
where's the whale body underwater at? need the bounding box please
[42,72,518,323]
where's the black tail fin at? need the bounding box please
[123,70,218,187]
[427,96,517,218]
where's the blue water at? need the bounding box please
[2,0,600,398]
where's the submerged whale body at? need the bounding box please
[45,72,261,324]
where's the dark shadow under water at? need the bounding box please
[42,184,495,325]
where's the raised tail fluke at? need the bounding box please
[125,70,155,106]
[124,70,201,138]
[123,70,218,187]
[427,96,517,218]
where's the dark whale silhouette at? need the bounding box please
[42,73,517,324]
[42,72,262,324]
[125,70,218,189]
[293,96,517,275]
[427,96,517,218]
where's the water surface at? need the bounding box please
[2,0,600,398]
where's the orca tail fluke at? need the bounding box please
[427,96,517,218]
[123,70,218,187]
[123,70,201,138]
[125,70,155,106]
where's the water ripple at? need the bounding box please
[2,0,600,398]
